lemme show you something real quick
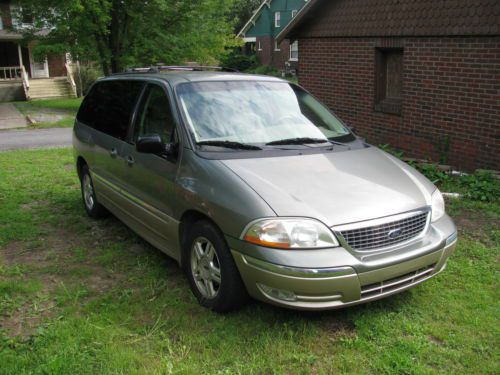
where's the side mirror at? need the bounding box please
[136,135,164,154]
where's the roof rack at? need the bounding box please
[121,65,239,74]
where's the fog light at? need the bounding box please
[258,284,297,302]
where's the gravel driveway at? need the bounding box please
[0,128,72,151]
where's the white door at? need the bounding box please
[29,50,49,78]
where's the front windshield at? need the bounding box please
[176,81,353,145]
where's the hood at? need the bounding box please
[222,147,436,227]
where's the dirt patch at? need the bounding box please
[320,316,356,342]
[452,209,499,246]
[428,335,445,346]
[20,200,49,211]
[1,298,57,339]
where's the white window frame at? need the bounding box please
[274,40,280,51]
[275,12,280,28]
[289,41,299,61]
[0,14,3,30]
[258,40,262,51]
[292,9,298,18]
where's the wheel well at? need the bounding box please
[178,210,221,257]
[76,157,87,180]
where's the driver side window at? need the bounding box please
[134,84,174,143]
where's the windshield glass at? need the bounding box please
[176,81,353,145]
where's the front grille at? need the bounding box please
[339,211,429,251]
[361,264,436,299]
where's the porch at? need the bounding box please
[0,40,76,101]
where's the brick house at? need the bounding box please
[278,0,499,171]
[238,0,307,72]
[0,0,76,100]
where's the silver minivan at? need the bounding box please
[73,68,457,312]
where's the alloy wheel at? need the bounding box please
[190,237,222,299]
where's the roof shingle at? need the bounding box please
[280,0,500,40]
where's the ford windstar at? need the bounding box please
[73,67,457,312]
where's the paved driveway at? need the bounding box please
[0,128,72,151]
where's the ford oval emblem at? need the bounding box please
[388,228,403,239]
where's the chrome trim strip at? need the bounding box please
[361,267,434,294]
[333,208,430,232]
[241,254,354,278]
[92,172,180,225]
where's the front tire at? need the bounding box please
[185,220,248,312]
[80,165,107,219]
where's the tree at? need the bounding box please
[229,0,261,33]
[18,0,240,75]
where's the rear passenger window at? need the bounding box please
[77,80,144,139]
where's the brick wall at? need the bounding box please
[256,36,298,71]
[298,36,500,171]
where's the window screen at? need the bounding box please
[375,48,403,115]
[77,80,144,139]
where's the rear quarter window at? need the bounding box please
[77,80,144,139]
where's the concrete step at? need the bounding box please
[28,78,75,99]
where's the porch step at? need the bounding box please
[28,78,76,100]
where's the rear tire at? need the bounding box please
[80,165,108,219]
[184,220,248,312]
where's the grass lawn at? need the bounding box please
[0,148,498,374]
[14,98,83,129]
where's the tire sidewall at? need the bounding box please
[184,221,246,312]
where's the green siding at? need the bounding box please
[245,0,306,38]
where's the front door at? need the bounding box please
[120,83,181,259]
[29,49,49,78]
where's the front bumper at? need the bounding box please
[229,215,457,310]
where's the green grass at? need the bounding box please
[0,148,498,374]
[28,117,76,129]
[21,98,83,111]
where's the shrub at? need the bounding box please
[245,64,282,77]
[220,51,258,72]
[458,171,500,202]
[74,63,103,97]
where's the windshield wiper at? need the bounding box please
[266,137,330,146]
[196,140,262,150]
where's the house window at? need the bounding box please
[21,9,34,25]
[375,48,403,115]
[292,9,298,18]
[258,40,262,51]
[290,41,298,61]
[275,12,280,27]
[274,40,280,51]
[0,15,3,30]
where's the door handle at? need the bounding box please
[109,148,118,157]
[126,156,135,166]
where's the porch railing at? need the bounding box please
[65,62,77,97]
[21,65,30,100]
[0,66,23,81]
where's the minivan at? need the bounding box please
[73,67,457,312]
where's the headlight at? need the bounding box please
[242,218,339,249]
[431,189,445,222]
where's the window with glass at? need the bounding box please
[290,41,298,60]
[134,85,175,143]
[275,12,281,27]
[274,40,280,51]
[177,81,353,146]
[77,80,144,139]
